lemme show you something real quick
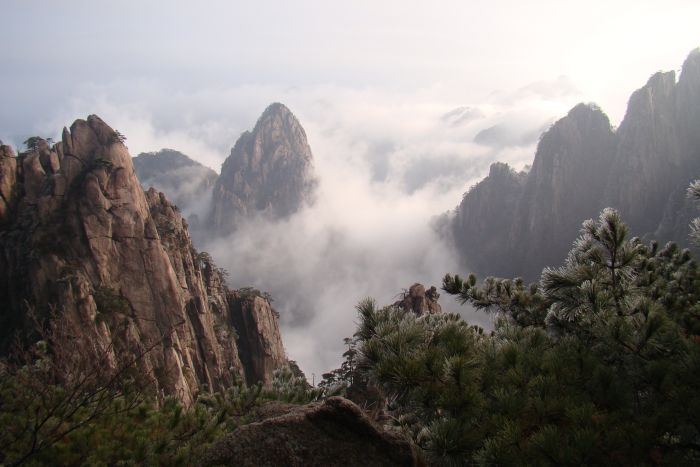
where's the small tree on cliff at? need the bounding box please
[22,136,45,152]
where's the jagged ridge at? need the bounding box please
[451,49,700,280]
[0,116,287,404]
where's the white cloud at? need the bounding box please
[4,77,583,378]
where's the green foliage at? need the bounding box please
[0,310,318,465]
[353,208,700,465]
[689,179,700,245]
[237,286,273,303]
[22,136,47,152]
[0,363,267,466]
[265,364,321,404]
[93,286,130,316]
[110,130,127,146]
[319,337,358,397]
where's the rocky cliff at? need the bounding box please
[228,289,287,386]
[511,103,617,278]
[210,103,317,233]
[0,116,287,404]
[451,162,527,277]
[451,49,700,281]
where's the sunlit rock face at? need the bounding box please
[0,116,287,404]
[210,103,317,233]
[451,49,700,281]
[394,283,442,316]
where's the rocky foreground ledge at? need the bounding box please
[202,396,422,467]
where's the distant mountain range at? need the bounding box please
[449,48,700,281]
[133,103,317,238]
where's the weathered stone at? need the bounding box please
[228,290,287,386]
[394,283,442,316]
[202,397,422,467]
[210,103,317,233]
[0,115,288,404]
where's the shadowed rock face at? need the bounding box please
[202,397,422,467]
[451,49,700,281]
[133,149,217,213]
[0,116,286,404]
[228,290,287,386]
[210,103,317,233]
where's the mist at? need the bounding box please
[3,0,699,380]
[13,80,587,378]
[172,85,577,379]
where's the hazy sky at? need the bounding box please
[2,0,698,378]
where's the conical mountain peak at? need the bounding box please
[210,103,317,233]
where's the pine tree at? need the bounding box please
[352,208,700,465]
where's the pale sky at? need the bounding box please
[2,0,698,378]
[2,0,698,149]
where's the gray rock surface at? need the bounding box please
[210,103,317,233]
[450,49,700,281]
[202,396,421,467]
[228,289,287,386]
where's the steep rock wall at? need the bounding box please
[0,116,286,404]
[451,50,700,281]
[210,103,317,233]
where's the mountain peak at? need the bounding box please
[261,102,293,118]
[0,116,288,404]
[210,103,317,233]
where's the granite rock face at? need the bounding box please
[0,116,287,404]
[210,103,317,233]
[228,289,287,386]
[451,49,700,281]
[394,283,442,316]
[202,397,421,467]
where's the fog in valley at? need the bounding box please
[2,0,698,379]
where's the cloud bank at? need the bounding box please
[3,79,582,379]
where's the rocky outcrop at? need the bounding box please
[202,396,421,467]
[210,103,317,233]
[133,149,217,224]
[0,145,17,224]
[0,116,287,404]
[450,49,700,281]
[451,162,527,277]
[394,283,442,316]
[228,289,287,386]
